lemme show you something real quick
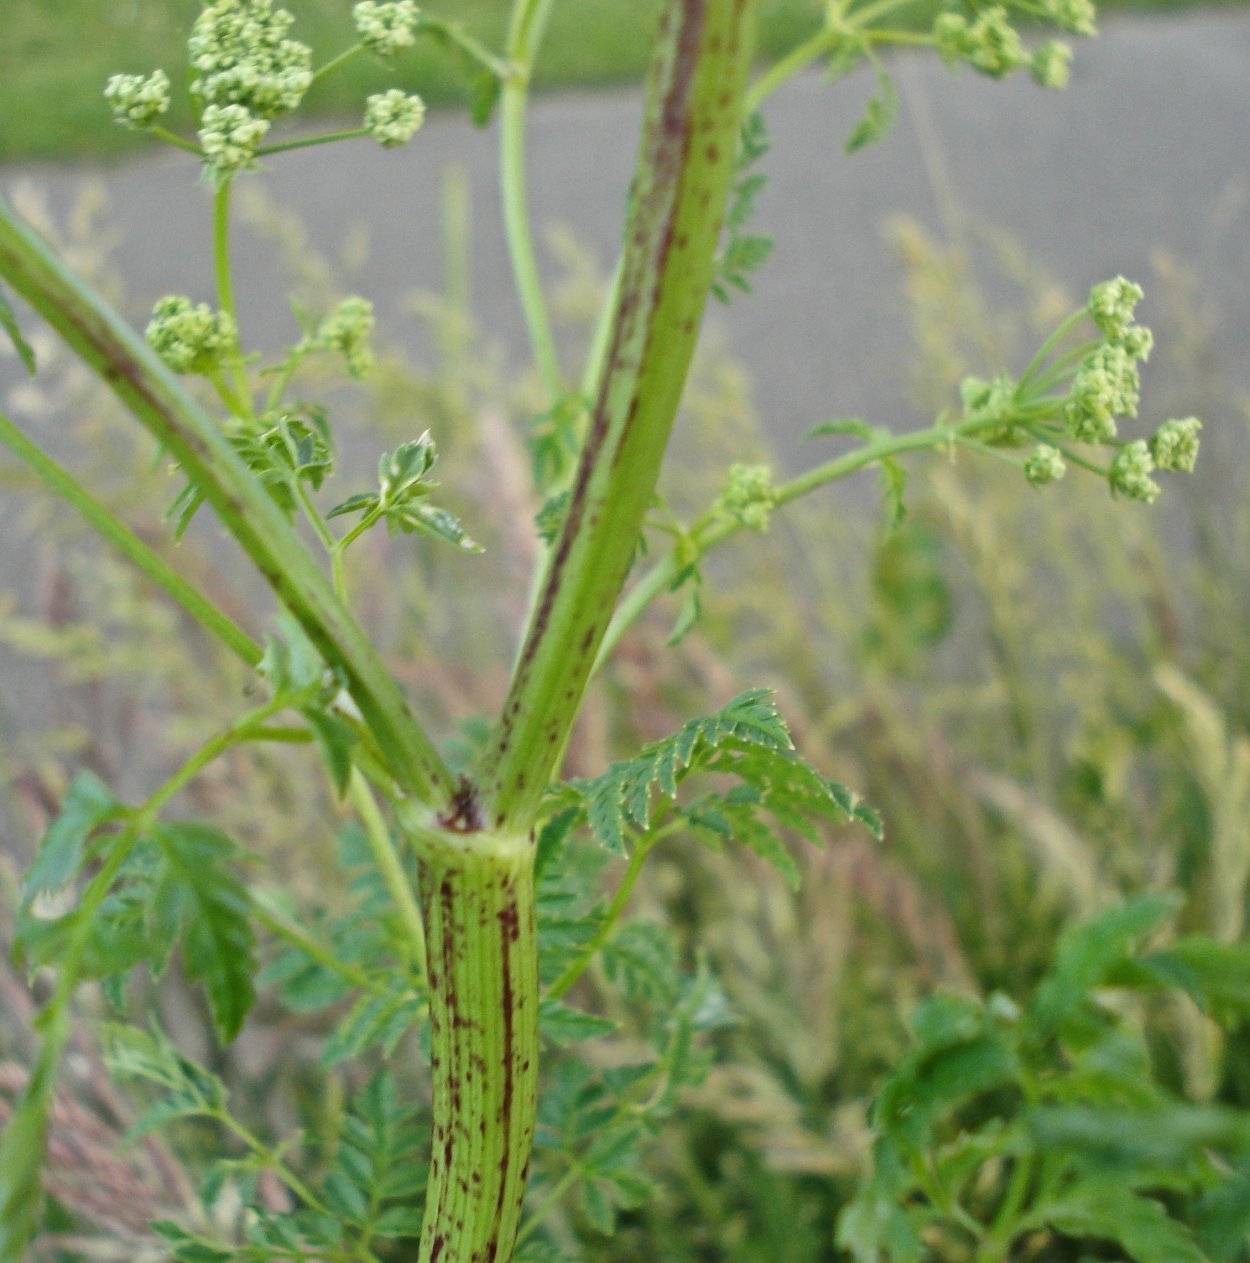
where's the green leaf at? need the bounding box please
[303,708,358,797]
[567,690,794,854]
[152,822,257,1042]
[0,280,36,377]
[539,997,619,1046]
[1135,937,1250,1026]
[1031,892,1181,1037]
[22,771,121,901]
[150,1220,236,1263]
[878,454,908,532]
[846,64,898,154]
[1030,1182,1206,1263]
[320,978,422,1067]
[1029,1103,1250,1173]
[666,563,703,646]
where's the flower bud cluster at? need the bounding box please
[1149,417,1202,473]
[188,0,312,179]
[317,297,375,378]
[934,7,1028,79]
[1046,0,1098,36]
[364,90,427,147]
[1108,439,1160,504]
[717,464,778,531]
[1030,41,1073,89]
[145,296,237,375]
[104,70,172,130]
[1024,444,1066,487]
[353,1,421,56]
[199,103,272,179]
[1063,279,1153,444]
[933,4,1087,89]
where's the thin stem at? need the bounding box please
[212,179,254,412]
[746,24,844,111]
[501,0,563,404]
[593,418,968,672]
[545,831,655,1001]
[1015,309,1088,391]
[330,510,382,603]
[347,769,427,978]
[312,44,364,85]
[513,1164,581,1250]
[149,126,203,156]
[213,1111,327,1213]
[256,128,371,157]
[250,889,376,991]
[296,480,337,554]
[0,407,261,667]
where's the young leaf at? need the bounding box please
[846,64,898,154]
[151,822,257,1042]
[1029,1182,1205,1263]
[22,771,122,901]
[1031,892,1181,1037]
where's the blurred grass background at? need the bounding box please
[3,0,1247,163]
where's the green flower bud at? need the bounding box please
[104,70,171,130]
[199,103,270,179]
[1108,440,1160,504]
[1024,444,1066,487]
[189,0,312,118]
[717,464,777,531]
[364,89,426,147]
[353,1,421,56]
[1047,0,1098,37]
[1087,276,1142,337]
[963,6,1029,78]
[1030,41,1072,89]
[959,373,1015,419]
[1115,323,1153,363]
[1065,342,1140,442]
[1148,416,1202,473]
[319,297,375,378]
[145,296,237,375]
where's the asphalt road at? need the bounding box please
[0,8,1247,804]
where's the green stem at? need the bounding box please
[212,179,253,412]
[213,1111,328,1213]
[1015,310,1088,391]
[0,193,456,808]
[297,480,337,554]
[149,125,203,155]
[0,407,261,667]
[312,44,364,85]
[256,129,371,157]
[251,889,377,992]
[403,827,539,1263]
[545,830,658,1001]
[501,0,563,403]
[593,417,967,672]
[746,23,844,110]
[348,769,427,979]
[479,0,759,831]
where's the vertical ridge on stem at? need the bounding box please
[415,833,538,1263]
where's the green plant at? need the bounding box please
[0,2,1220,1262]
